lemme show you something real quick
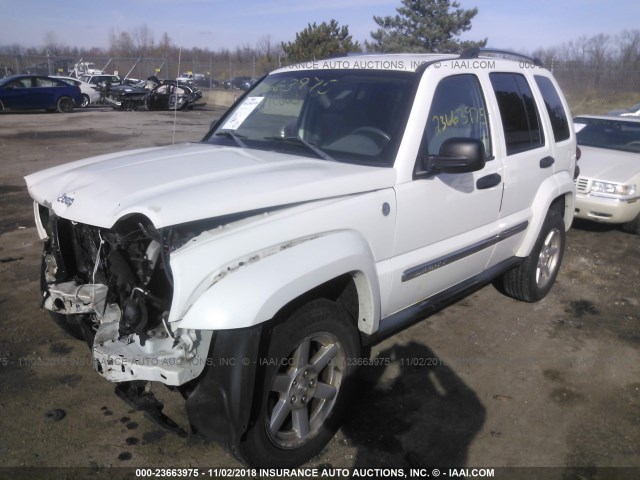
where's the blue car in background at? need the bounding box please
[0,75,82,113]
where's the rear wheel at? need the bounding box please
[495,209,566,302]
[56,96,74,113]
[80,94,90,108]
[237,299,360,467]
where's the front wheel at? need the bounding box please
[237,299,360,467]
[56,96,74,113]
[494,209,566,302]
[80,94,90,108]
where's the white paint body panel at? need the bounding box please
[25,143,397,229]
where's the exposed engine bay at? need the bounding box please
[37,204,211,386]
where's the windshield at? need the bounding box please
[205,69,416,166]
[574,117,640,153]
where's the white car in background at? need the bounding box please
[608,102,640,117]
[55,76,101,107]
[574,115,640,234]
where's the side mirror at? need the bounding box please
[418,137,486,176]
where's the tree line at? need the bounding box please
[533,30,640,94]
[0,0,485,78]
[1,0,638,96]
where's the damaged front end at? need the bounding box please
[101,83,149,111]
[36,203,211,386]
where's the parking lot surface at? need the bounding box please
[0,107,639,476]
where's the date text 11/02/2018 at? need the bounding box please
[134,467,496,478]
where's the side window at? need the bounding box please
[490,73,544,155]
[7,78,31,88]
[423,74,491,157]
[35,78,57,87]
[534,75,570,142]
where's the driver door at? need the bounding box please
[385,73,504,316]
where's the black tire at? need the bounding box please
[622,213,640,235]
[80,94,90,108]
[56,96,74,113]
[237,299,360,467]
[495,209,566,302]
[0,99,4,111]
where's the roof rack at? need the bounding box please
[459,48,544,67]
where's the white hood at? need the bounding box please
[578,145,640,183]
[25,143,396,228]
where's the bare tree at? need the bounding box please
[132,24,155,56]
[43,31,65,55]
[617,30,640,68]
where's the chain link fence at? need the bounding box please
[551,60,640,95]
[2,53,638,112]
[0,54,274,88]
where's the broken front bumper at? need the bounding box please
[45,277,212,385]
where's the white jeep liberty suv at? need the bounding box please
[25,48,577,467]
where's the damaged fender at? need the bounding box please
[178,230,380,333]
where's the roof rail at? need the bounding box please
[459,48,544,67]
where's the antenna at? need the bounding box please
[172,27,183,145]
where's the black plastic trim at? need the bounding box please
[540,156,555,168]
[185,324,263,448]
[476,173,502,189]
[459,48,544,67]
[367,256,524,345]
[401,221,528,282]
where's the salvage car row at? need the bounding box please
[0,73,205,112]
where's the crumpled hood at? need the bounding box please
[25,143,396,228]
[578,145,640,183]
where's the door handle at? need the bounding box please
[540,156,555,168]
[476,173,502,189]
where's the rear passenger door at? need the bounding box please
[33,77,58,107]
[533,74,574,176]
[485,72,561,266]
[489,72,554,220]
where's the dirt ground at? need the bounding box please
[0,106,639,479]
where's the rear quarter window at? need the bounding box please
[534,75,570,142]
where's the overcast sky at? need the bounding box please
[0,0,637,53]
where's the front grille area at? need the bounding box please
[575,177,590,194]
